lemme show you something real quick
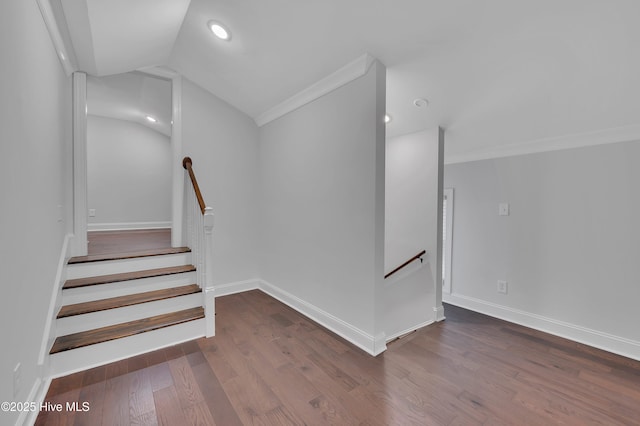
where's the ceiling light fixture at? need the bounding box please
[384,114,392,124]
[146,115,157,123]
[208,20,232,41]
[413,98,429,108]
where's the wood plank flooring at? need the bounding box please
[38,291,640,425]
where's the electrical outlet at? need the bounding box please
[88,209,96,217]
[497,280,508,294]
[13,363,21,398]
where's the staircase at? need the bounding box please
[49,247,207,376]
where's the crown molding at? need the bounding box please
[255,53,377,127]
[445,123,640,165]
[137,65,180,80]
[37,0,79,76]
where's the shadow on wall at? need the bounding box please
[383,259,436,340]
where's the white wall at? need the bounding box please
[258,61,386,353]
[444,140,640,360]
[87,115,172,229]
[181,78,260,286]
[384,128,443,338]
[0,0,71,423]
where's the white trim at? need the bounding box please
[444,293,640,361]
[445,123,640,165]
[204,287,216,338]
[87,221,172,231]
[214,279,260,297]
[442,188,454,294]
[71,72,88,256]
[36,0,78,76]
[138,67,184,248]
[433,305,446,322]
[255,53,377,126]
[386,320,434,343]
[259,280,380,356]
[38,234,71,367]
[372,333,387,356]
[138,66,180,81]
[17,376,49,426]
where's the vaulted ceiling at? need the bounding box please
[87,72,172,137]
[55,0,640,159]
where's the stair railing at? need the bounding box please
[385,250,426,279]
[183,156,215,337]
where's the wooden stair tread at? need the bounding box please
[57,284,201,318]
[68,247,191,264]
[63,265,196,290]
[50,307,204,354]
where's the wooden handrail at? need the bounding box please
[183,157,206,214]
[384,250,426,279]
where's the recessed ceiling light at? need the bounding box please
[413,98,429,108]
[384,114,392,124]
[208,20,231,41]
[146,115,157,123]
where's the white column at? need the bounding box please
[71,71,88,256]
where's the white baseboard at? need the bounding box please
[385,320,434,343]
[372,333,387,356]
[213,279,260,297]
[444,293,640,361]
[433,305,446,322]
[16,376,49,426]
[38,234,71,366]
[259,280,381,356]
[88,221,171,231]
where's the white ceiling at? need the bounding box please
[58,0,640,158]
[61,0,191,76]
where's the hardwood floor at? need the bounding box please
[38,291,640,425]
[87,229,172,255]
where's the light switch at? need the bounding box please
[498,203,510,216]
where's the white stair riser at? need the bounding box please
[62,272,196,305]
[56,293,203,336]
[49,319,206,378]
[66,252,192,279]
